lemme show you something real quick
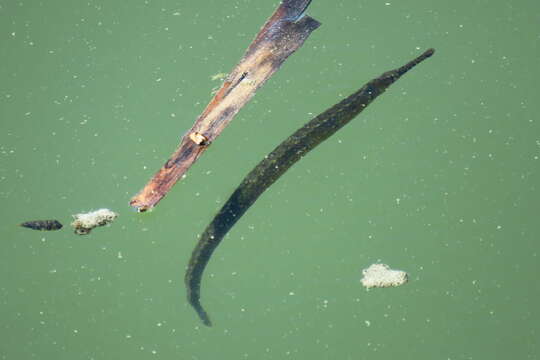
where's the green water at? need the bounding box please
[1,0,539,359]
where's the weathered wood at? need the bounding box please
[130,0,320,211]
[184,49,435,326]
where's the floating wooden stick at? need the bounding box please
[184,49,435,326]
[130,0,320,211]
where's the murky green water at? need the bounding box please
[1,1,539,359]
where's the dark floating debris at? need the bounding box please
[20,220,63,231]
[184,48,436,326]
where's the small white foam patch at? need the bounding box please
[71,208,118,235]
[360,263,408,289]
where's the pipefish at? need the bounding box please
[185,48,435,326]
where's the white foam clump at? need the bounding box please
[71,208,118,235]
[360,263,408,289]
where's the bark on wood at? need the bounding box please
[130,0,320,211]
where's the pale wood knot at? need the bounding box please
[189,132,209,146]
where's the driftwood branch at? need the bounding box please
[130,0,320,211]
[184,49,435,326]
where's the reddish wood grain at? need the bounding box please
[130,0,320,211]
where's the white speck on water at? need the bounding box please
[360,263,408,288]
[364,320,371,327]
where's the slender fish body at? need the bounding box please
[185,49,435,326]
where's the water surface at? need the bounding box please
[1,1,539,359]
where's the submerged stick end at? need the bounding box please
[129,197,152,213]
[129,178,173,212]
